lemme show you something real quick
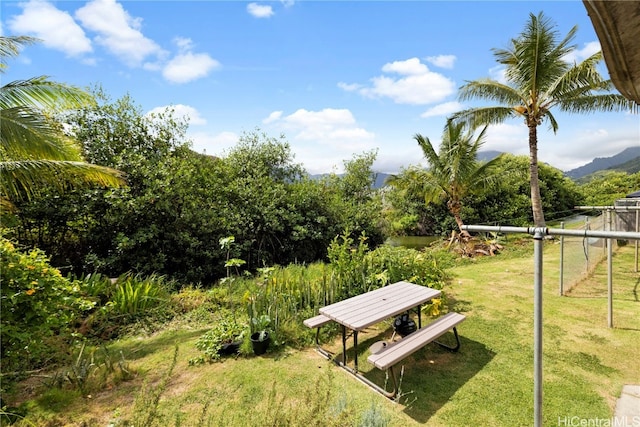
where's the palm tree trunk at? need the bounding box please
[528,124,546,227]
[448,199,470,238]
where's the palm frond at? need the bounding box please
[450,106,517,129]
[556,93,637,114]
[0,160,125,201]
[545,111,559,133]
[546,52,606,100]
[0,36,40,72]
[1,76,95,110]
[414,134,444,172]
[509,12,573,93]
[458,79,523,105]
[0,106,84,161]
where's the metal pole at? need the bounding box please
[533,228,545,427]
[636,207,640,273]
[608,234,613,328]
[585,217,590,273]
[559,222,564,296]
[607,209,613,328]
[463,225,640,240]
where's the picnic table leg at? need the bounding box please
[342,324,348,366]
[416,304,422,329]
[353,331,359,372]
[434,327,462,352]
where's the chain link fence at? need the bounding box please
[560,203,640,295]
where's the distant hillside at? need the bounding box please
[477,150,504,162]
[313,147,639,189]
[606,155,640,174]
[565,146,640,179]
[374,172,391,188]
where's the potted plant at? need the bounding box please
[192,315,245,363]
[249,314,271,355]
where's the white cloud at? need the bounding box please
[342,57,456,105]
[190,131,239,156]
[263,111,283,124]
[420,101,464,118]
[247,3,274,18]
[564,41,601,64]
[161,37,220,84]
[8,0,92,57]
[262,108,377,174]
[489,65,507,84]
[544,125,639,171]
[381,57,428,75]
[337,82,361,92]
[425,55,456,69]
[75,0,164,67]
[483,123,529,154]
[280,108,373,141]
[146,104,207,126]
[173,37,194,51]
[163,52,220,84]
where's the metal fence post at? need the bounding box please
[585,217,590,273]
[559,222,564,296]
[636,208,640,273]
[533,227,545,427]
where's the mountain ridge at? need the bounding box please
[311,145,640,188]
[564,146,640,179]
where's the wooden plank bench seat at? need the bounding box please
[366,312,466,398]
[303,314,331,329]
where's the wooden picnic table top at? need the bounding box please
[319,281,441,331]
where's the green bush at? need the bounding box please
[365,244,454,290]
[191,310,247,363]
[0,238,94,375]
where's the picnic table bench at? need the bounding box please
[367,312,466,397]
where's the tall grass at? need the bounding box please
[111,273,171,316]
[235,235,454,347]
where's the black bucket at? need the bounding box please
[393,313,417,337]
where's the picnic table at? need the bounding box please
[305,280,465,398]
[319,280,441,371]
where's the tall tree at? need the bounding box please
[387,120,503,238]
[0,36,123,204]
[451,12,635,227]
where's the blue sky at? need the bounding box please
[2,0,638,174]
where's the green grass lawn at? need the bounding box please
[8,242,639,426]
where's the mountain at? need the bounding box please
[476,150,504,162]
[313,146,639,189]
[605,154,640,174]
[565,146,640,179]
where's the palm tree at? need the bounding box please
[0,36,123,203]
[451,12,635,227]
[387,119,504,238]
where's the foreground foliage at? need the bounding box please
[0,238,93,374]
[3,243,637,426]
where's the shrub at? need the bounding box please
[0,238,94,375]
[191,310,247,364]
